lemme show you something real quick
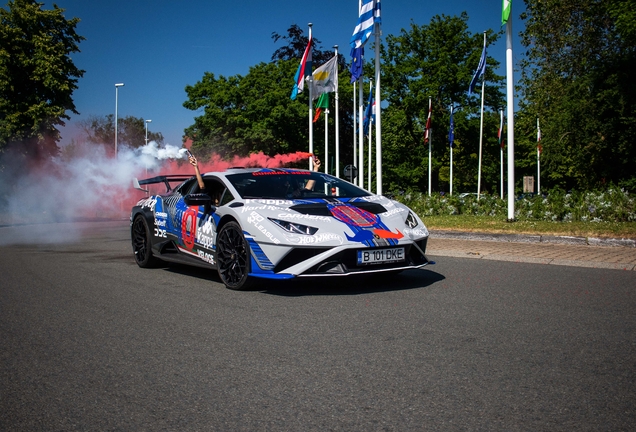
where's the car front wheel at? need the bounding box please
[216,221,253,290]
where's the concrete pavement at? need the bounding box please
[427,230,636,271]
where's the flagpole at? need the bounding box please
[500,109,504,198]
[477,31,486,200]
[353,81,357,184]
[505,12,515,220]
[374,18,382,195]
[450,104,453,196]
[368,80,373,189]
[308,23,314,170]
[358,77,364,188]
[334,45,340,178]
[428,97,432,197]
[325,108,329,175]
[537,117,541,195]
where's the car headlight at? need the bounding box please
[405,211,419,229]
[268,218,319,235]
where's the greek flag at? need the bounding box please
[350,0,381,49]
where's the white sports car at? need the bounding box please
[131,167,431,290]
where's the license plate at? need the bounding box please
[357,247,405,265]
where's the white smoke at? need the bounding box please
[0,141,190,245]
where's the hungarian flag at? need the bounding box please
[290,36,313,100]
[424,98,432,144]
[313,93,329,122]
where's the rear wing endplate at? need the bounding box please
[132,174,192,193]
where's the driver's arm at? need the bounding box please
[305,157,321,190]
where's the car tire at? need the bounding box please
[132,215,161,268]
[216,221,253,290]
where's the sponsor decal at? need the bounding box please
[241,204,286,213]
[245,199,293,206]
[138,196,157,212]
[155,218,167,227]
[181,207,197,249]
[382,207,405,217]
[197,250,215,265]
[285,232,344,245]
[156,211,168,218]
[154,227,167,238]
[277,213,331,222]
[197,215,216,249]
[404,228,429,238]
[246,211,281,244]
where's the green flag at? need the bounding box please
[313,93,329,122]
[502,0,512,25]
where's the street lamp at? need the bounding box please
[115,83,124,158]
[145,119,152,145]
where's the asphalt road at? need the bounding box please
[1,221,635,431]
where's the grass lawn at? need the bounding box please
[424,215,636,239]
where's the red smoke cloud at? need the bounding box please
[161,151,314,173]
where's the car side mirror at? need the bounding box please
[184,193,216,214]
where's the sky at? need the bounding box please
[40,0,527,148]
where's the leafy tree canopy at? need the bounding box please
[183,24,355,166]
[79,115,164,157]
[0,0,84,159]
[381,13,504,193]
[519,0,636,191]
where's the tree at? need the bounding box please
[381,13,504,193]
[183,25,355,168]
[79,115,164,156]
[519,0,636,191]
[0,0,84,159]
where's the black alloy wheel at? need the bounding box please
[132,215,160,267]
[216,221,253,290]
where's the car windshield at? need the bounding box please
[227,170,372,200]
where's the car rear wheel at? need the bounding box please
[132,215,160,268]
[216,221,253,290]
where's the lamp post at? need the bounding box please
[145,119,152,145]
[114,83,124,158]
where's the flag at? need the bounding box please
[468,37,487,96]
[350,0,381,49]
[313,93,329,122]
[537,117,542,153]
[312,55,338,99]
[362,85,374,136]
[350,47,364,83]
[498,111,505,149]
[502,0,512,25]
[424,98,432,144]
[290,36,313,100]
[448,106,455,148]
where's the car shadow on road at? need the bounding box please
[256,269,446,297]
[162,263,445,296]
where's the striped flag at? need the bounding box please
[502,0,512,25]
[350,0,381,49]
[290,36,313,100]
[313,93,329,122]
[424,98,432,144]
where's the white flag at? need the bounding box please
[311,55,338,99]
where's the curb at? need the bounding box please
[430,230,636,248]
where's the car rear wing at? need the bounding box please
[132,174,192,193]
